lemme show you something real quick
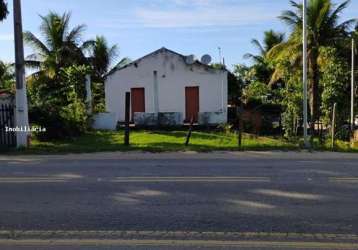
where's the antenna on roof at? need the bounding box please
[201,54,212,65]
[185,55,195,65]
[218,47,222,64]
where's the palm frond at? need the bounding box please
[107,45,118,62]
[23,31,50,55]
[250,39,265,55]
[330,0,350,21]
[67,24,86,44]
[279,10,301,27]
[81,40,95,50]
[243,53,264,64]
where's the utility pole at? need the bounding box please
[351,38,355,135]
[302,0,309,148]
[13,0,29,148]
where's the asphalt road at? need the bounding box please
[0,151,357,249]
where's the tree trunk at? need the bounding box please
[309,49,320,137]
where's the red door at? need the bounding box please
[131,88,145,120]
[185,87,199,122]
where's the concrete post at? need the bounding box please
[153,71,159,124]
[13,0,29,148]
[302,0,310,148]
[85,74,92,114]
[351,39,355,134]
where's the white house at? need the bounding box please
[102,47,228,128]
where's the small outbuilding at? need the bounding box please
[104,47,228,128]
[0,90,14,106]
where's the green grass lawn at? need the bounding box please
[22,130,299,154]
[2,130,357,155]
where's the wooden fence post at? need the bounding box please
[238,103,244,148]
[331,103,337,150]
[185,117,194,146]
[124,92,130,146]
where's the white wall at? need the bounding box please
[92,112,117,130]
[105,49,228,124]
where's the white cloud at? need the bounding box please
[172,0,212,7]
[134,5,276,28]
[95,0,278,30]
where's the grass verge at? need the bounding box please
[2,130,298,155]
[1,130,357,155]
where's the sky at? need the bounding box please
[0,0,357,70]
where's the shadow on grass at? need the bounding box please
[152,130,235,140]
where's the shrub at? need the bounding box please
[28,65,91,140]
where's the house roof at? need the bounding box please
[0,90,14,101]
[0,89,13,95]
[105,47,227,78]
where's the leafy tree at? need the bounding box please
[28,65,91,140]
[0,61,14,90]
[211,63,242,106]
[243,81,270,103]
[269,0,355,131]
[280,64,303,138]
[319,47,350,133]
[0,0,8,21]
[232,64,252,103]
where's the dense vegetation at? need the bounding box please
[23,12,119,139]
[237,0,357,141]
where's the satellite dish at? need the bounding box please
[185,55,195,65]
[201,54,212,65]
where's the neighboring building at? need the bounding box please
[103,47,228,128]
[0,90,14,106]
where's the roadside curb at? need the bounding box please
[0,230,358,243]
[1,151,358,161]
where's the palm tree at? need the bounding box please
[269,0,355,128]
[0,0,8,21]
[244,30,285,84]
[245,30,285,62]
[83,36,118,112]
[24,12,88,78]
[86,36,118,81]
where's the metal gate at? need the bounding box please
[0,104,16,147]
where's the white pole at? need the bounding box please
[153,71,159,115]
[303,0,309,148]
[221,71,224,112]
[13,0,29,148]
[85,74,92,114]
[351,38,355,133]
